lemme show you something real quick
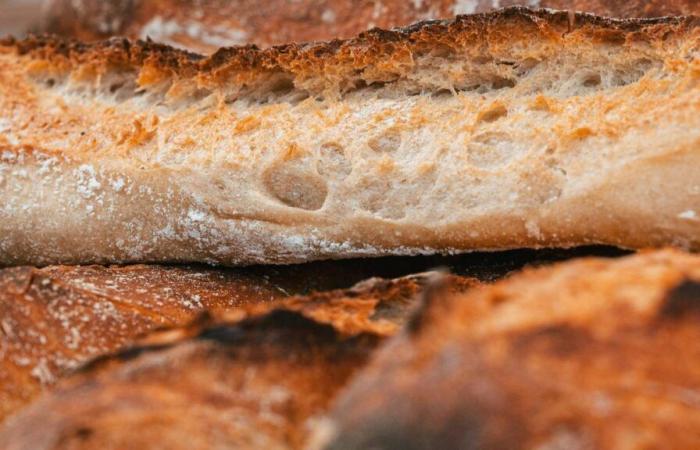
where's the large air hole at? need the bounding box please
[260,76,309,104]
[96,71,140,101]
[356,168,437,221]
[491,77,516,90]
[109,82,124,93]
[269,77,295,95]
[360,195,407,220]
[431,89,453,98]
[263,163,328,211]
[514,58,540,76]
[286,90,311,104]
[582,74,601,87]
[357,179,408,221]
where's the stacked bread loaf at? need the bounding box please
[40,0,700,52]
[0,1,698,449]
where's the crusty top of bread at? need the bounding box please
[317,249,700,449]
[38,0,700,53]
[0,271,475,449]
[0,264,284,421]
[0,256,478,423]
[8,7,698,97]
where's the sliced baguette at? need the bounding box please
[1,8,699,266]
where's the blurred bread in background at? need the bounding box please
[0,253,488,421]
[38,0,700,53]
[5,1,700,53]
[317,249,700,450]
[0,264,285,421]
[0,0,43,37]
[0,271,476,449]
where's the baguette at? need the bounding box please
[0,312,377,450]
[0,272,476,449]
[2,8,699,266]
[40,0,700,53]
[0,246,596,420]
[0,264,284,420]
[0,258,477,422]
[316,249,700,450]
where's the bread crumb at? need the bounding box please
[453,0,478,15]
[321,9,336,24]
[525,220,542,239]
[30,358,55,385]
[679,210,697,220]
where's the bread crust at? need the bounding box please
[39,0,700,53]
[14,9,699,79]
[0,264,285,420]
[317,249,700,449]
[0,311,380,450]
[0,271,475,448]
[0,258,477,423]
[2,8,699,265]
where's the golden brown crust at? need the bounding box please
[243,272,478,337]
[0,247,616,422]
[317,249,700,450]
[0,312,380,450]
[0,252,490,423]
[39,0,700,53]
[0,271,477,449]
[0,264,284,421]
[11,8,699,91]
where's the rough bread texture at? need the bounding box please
[0,312,380,450]
[0,258,477,423]
[315,249,700,450]
[40,0,700,53]
[0,264,285,421]
[0,272,476,449]
[0,245,604,422]
[1,8,699,266]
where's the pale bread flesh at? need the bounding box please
[1,8,699,266]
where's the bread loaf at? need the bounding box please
[0,244,602,420]
[0,264,284,420]
[40,0,700,53]
[0,312,378,450]
[315,249,700,449]
[2,8,699,266]
[0,257,477,423]
[0,271,475,449]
